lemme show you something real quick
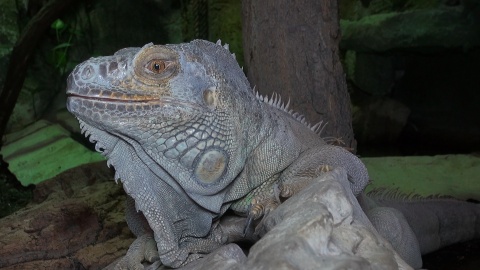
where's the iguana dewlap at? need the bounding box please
[66,40,480,269]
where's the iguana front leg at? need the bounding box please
[115,234,158,270]
[277,164,334,199]
[117,196,220,269]
[115,196,159,269]
[279,145,369,197]
[230,175,281,234]
[241,169,332,232]
[242,145,369,232]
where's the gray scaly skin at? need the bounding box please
[66,40,480,269]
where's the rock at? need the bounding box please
[245,168,409,270]
[0,161,134,270]
[392,50,480,153]
[166,169,410,270]
[340,7,480,52]
[178,244,247,270]
[352,53,394,95]
[341,5,480,152]
[352,97,410,144]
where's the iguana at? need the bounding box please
[66,40,480,269]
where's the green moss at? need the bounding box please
[1,121,105,186]
[339,0,443,20]
[363,155,480,200]
[342,12,397,27]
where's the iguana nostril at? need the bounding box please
[81,64,95,80]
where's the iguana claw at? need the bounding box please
[273,183,282,203]
[243,197,279,235]
[243,215,254,237]
[243,201,256,236]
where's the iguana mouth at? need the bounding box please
[67,92,204,110]
[67,93,157,103]
[66,90,158,102]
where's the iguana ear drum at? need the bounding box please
[203,88,216,107]
[194,148,227,184]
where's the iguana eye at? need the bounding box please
[146,59,167,73]
[133,45,179,85]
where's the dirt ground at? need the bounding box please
[422,239,480,270]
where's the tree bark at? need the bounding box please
[241,0,356,150]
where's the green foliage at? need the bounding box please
[50,18,77,76]
[51,18,66,31]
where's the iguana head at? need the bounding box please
[66,40,261,214]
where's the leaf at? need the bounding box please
[54,51,68,68]
[51,19,66,30]
[52,43,73,50]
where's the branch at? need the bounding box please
[0,0,81,145]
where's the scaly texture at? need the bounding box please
[66,40,479,269]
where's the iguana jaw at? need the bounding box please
[66,91,157,102]
[66,92,203,109]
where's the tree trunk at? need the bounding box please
[241,0,356,150]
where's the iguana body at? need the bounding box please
[66,40,479,269]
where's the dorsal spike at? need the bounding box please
[216,39,222,45]
[311,122,321,131]
[317,121,328,135]
[223,43,230,51]
[367,187,456,202]
[271,92,277,105]
[311,121,327,135]
[285,98,290,110]
[231,53,236,59]
[275,94,282,107]
[256,92,329,136]
[269,93,275,105]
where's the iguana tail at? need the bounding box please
[360,191,480,269]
